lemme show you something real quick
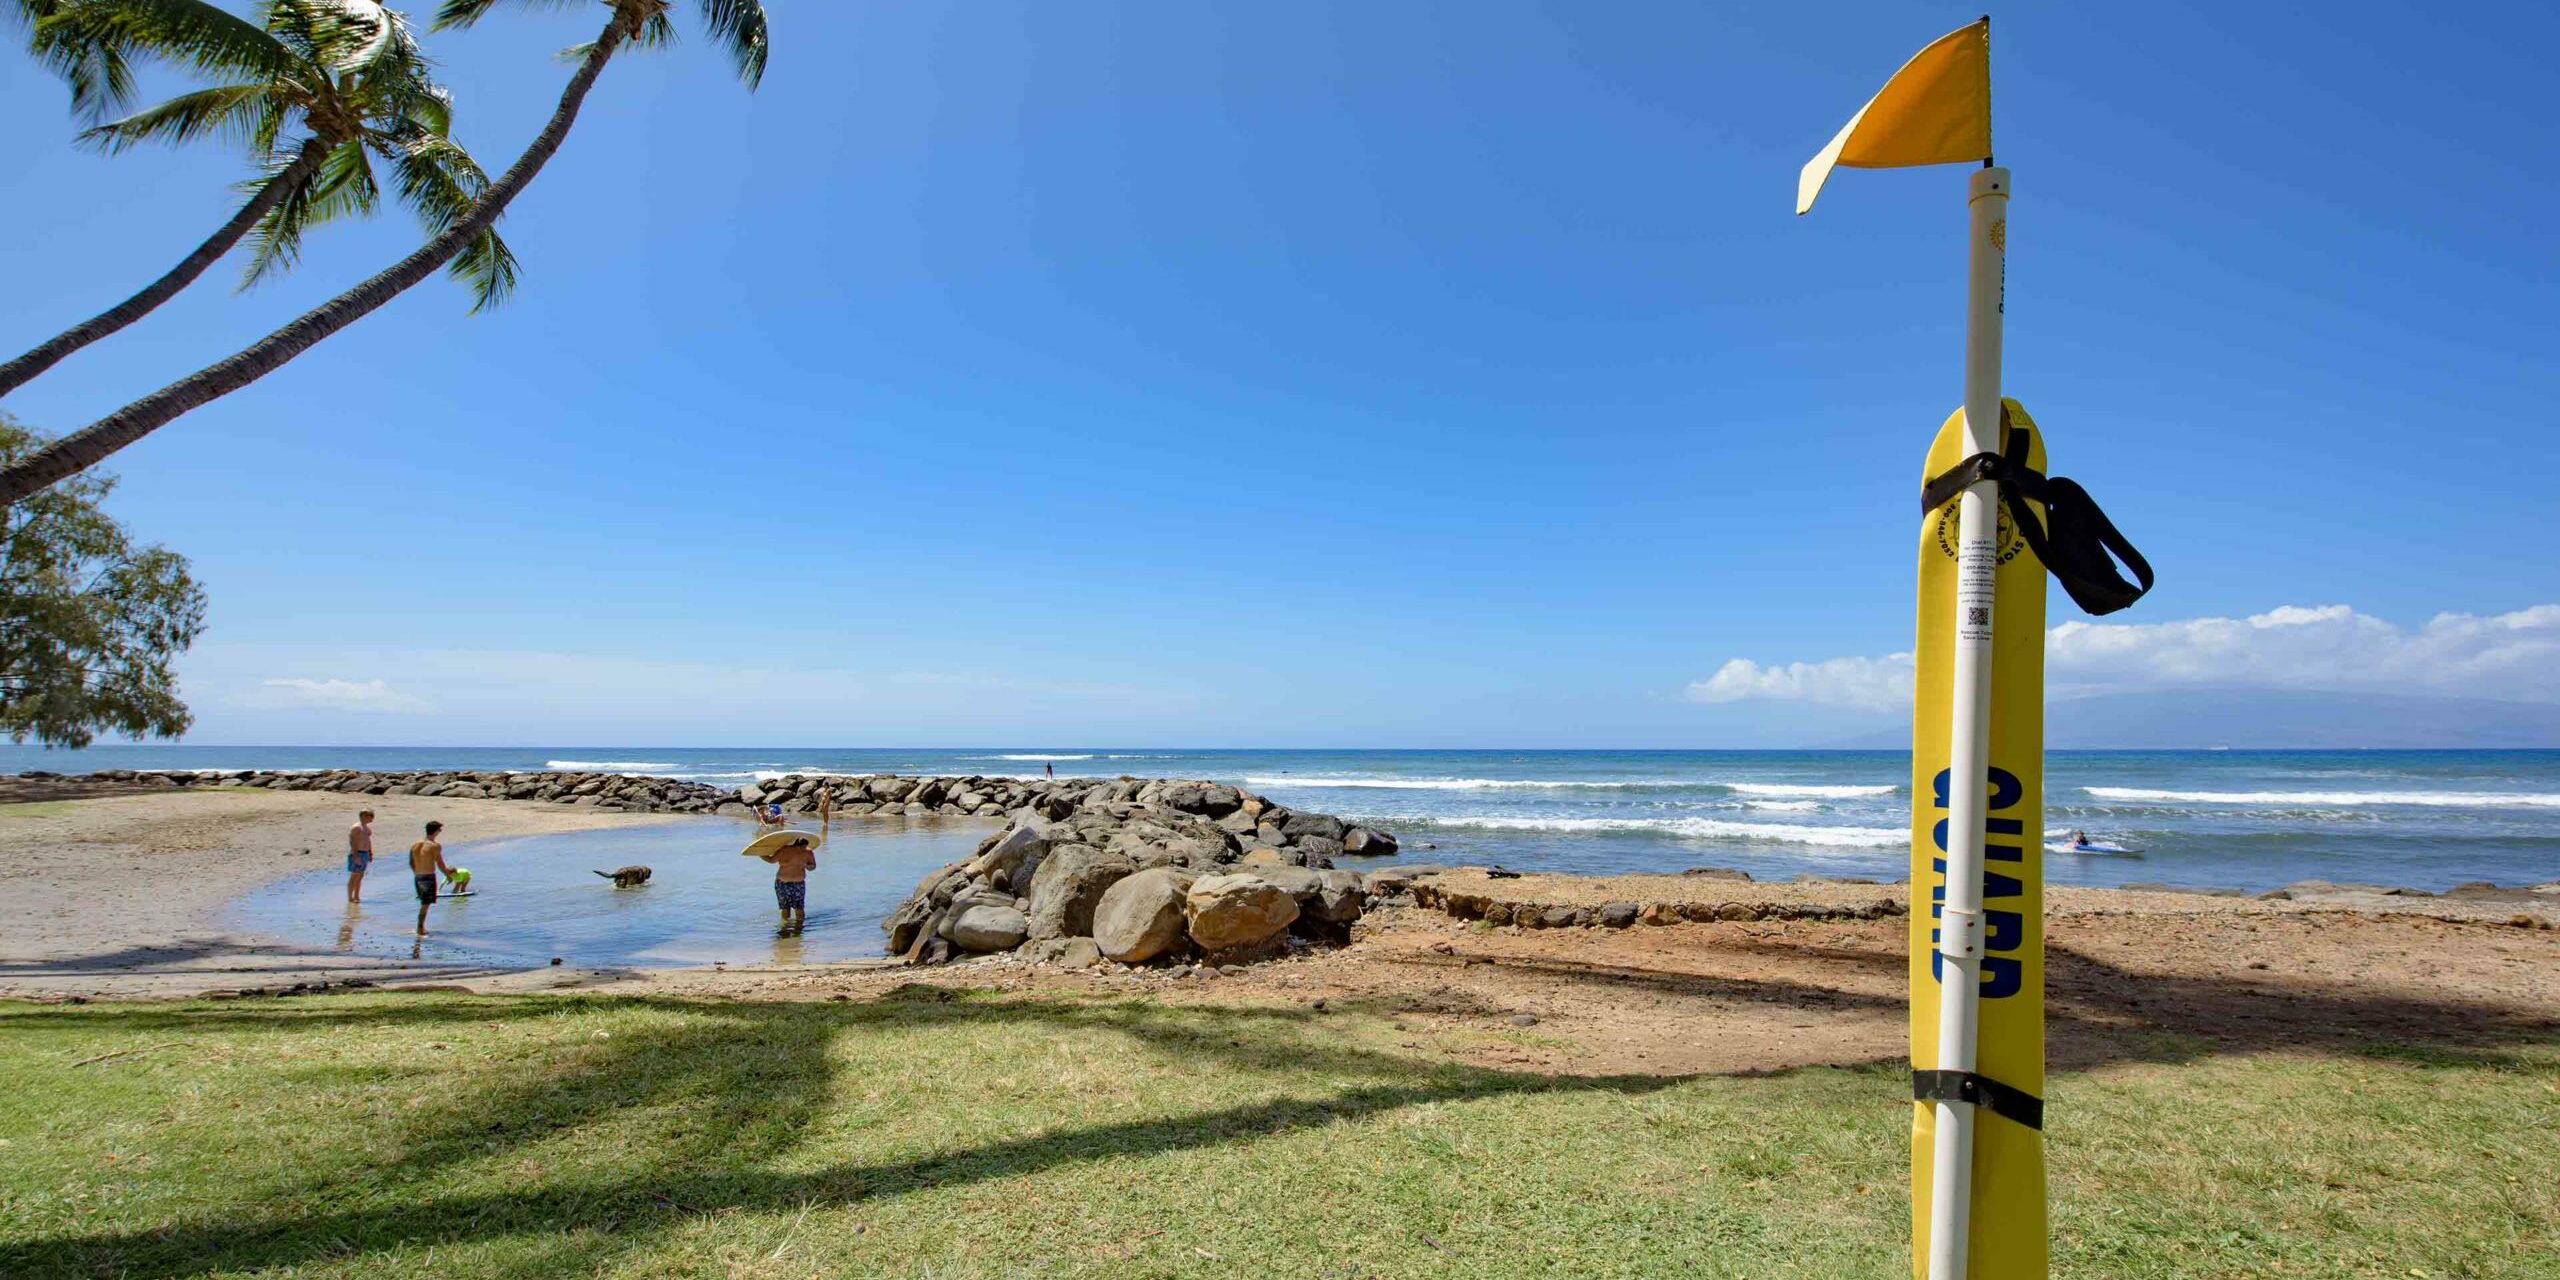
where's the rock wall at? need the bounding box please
[33,767,1386,826]
[879,778,1402,967]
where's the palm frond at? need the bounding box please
[628,8,672,49]
[299,134,381,225]
[18,0,141,118]
[75,81,273,153]
[237,136,377,290]
[697,0,766,88]
[382,129,516,309]
[430,0,583,34]
[42,0,306,86]
[236,150,323,290]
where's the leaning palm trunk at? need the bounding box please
[0,138,331,400]
[0,23,627,507]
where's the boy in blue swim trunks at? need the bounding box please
[409,821,453,936]
[346,810,375,903]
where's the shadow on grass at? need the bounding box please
[4,991,1686,1279]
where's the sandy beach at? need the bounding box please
[4,788,2555,1081]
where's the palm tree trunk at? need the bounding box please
[0,22,630,507]
[0,137,332,400]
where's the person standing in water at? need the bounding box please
[409,821,453,936]
[346,809,375,903]
[767,835,816,934]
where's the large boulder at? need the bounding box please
[1292,835,1344,866]
[1309,869,1366,925]
[1185,873,1299,954]
[1281,811,1348,843]
[948,904,1029,953]
[968,817,1052,886]
[1025,843,1137,940]
[1341,827,1398,857]
[1093,867,1195,964]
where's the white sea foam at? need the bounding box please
[545,759,679,772]
[750,767,840,781]
[979,754,1094,762]
[1419,815,1906,848]
[1247,774,1897,797]
[2085,786,2560,810]
[1740,799,1823,812]
[1726,782,1898,799]
[1246,774,1649,791]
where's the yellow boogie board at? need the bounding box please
[1910,398,2048,1279]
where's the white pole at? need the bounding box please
[1928,162,2009,1280]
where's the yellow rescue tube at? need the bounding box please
[1910,398,2049,1279]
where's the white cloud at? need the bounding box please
[1686,654,1915,713]
[1692,604,2560,711]
[248,678,434,715]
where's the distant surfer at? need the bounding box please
[2069,830,2092,850]
[1045,762,1054,777]
[765,835,817,934]
[408,821,454,936]
[346,809,375,903]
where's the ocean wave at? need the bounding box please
[1246,774,1897,797]
[2085,786,2560,810]
[1415,815,1906,848]
[1246,774,1669,791]
[970,754,1094,762]
[1741,799,1823,812]
[545,759,679,772]
[1727,783,1897,799]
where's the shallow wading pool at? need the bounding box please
[223,816,998,969]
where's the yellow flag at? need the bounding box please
[1909,399,2049,1279]
[1796,18,1992,214]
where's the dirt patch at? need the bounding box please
[595,897,2560,1079]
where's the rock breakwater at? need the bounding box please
[879,778,1403,967]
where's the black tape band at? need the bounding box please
[1912,1068,2045,1131]
[1921,410,2156,617]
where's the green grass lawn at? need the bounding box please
[0,988,2552,1279]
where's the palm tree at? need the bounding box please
[0,0,517,400]
[0,0,766,506]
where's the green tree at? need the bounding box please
[0,0,518,399]
[0,0,767,507]
[0,413,205,748]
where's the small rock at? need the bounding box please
[1509,1013,1539,1027]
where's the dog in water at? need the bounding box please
[593,865,652,888]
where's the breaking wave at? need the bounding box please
[1414,815,1906,848]
[545,760,679,772]
[2085,786,2560,810]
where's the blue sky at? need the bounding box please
[2,1,2555,747]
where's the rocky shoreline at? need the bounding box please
[880,778,1405,968]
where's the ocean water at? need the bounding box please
[10,746,2560,893]
[221,816,988,970]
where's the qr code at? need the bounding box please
[1967,607,1990,626]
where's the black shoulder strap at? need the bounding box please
[1921,410,2155,617]
[1913,1068,2044,1130]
